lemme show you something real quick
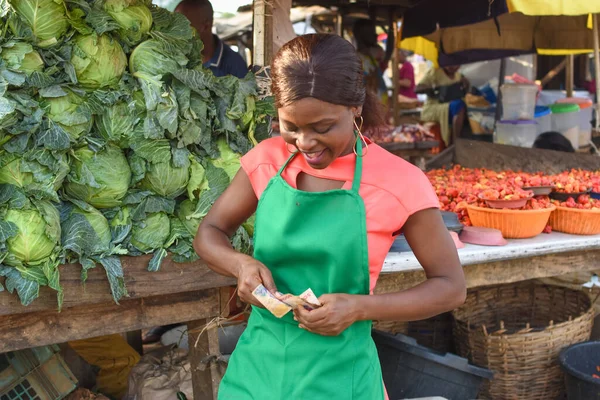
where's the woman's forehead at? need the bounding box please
[278,98,349,124]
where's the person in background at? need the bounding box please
[397,49,417,99]
[416,66,470,146]
[175,0,248,78]
[353,19,389,106]
[533,132,576,153]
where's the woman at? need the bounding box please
[194,34,465,399]
[398,49,417,99]
[417,65,470,146]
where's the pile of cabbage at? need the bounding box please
[0,0,274,306]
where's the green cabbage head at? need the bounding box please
[176,199,200,236]
[140,157,191,198]
[69,204,112,253]
[0,151,69,191]
[71,33,127,89]
[129,39,187,78]
[95,101,138,148]
[65,145,132,208]
[211,138,241,181]
[4,200,61,264]
[104,0,153,45]
[131,212,170,252]
[9,0,69,47]
[1,43,44,74]
[43,89,93,141]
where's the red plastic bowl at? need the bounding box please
[478,193,533,209]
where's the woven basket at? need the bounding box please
[407,312,455,353]
[549,206,600,235]
[467,204,555,239]
[453,282,593,400]
[372,320,408,335]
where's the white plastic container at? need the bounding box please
[556,97,593,147]
[494,120,538,148]
[534,106,552,135]
[550,103,580,150]
[501,84,538,120]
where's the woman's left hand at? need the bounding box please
[294,294,361,336]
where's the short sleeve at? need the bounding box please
[400,168,440,216]
[240,137,284,199]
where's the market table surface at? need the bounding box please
[376,232,600,293]
[2,232,600,399]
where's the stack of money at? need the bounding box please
[252,285,322,318]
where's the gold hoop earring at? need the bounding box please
[286,143,296,153]
[353,116,368,157]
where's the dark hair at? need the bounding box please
[533,131,575,153]
[175,0,213,22]
[271,34,385,129]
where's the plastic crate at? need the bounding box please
[0,345,77,400]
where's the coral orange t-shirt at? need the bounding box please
[241,136,439,292]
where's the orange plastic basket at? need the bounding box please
[548,206,600,235]
[466,205,555,239]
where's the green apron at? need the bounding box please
[219,143,384,399]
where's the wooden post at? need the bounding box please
[566,54,575,98]
[593,14,600,130]
[335,10,343,37]
[253,0,273,67]
[188,319,222,400]
[392,18,400,125]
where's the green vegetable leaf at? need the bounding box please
[148,247,167,272]
[0,220,18,242]
[130,136,171,164]
[0,265,39,306]
[192,164,229,218]
[98,256,127,303]
[36,121,71,150]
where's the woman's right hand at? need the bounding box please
[235,256,278,308]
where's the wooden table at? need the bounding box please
[377,232,600,294]
[3,233,600,399]
[0,254,235,400]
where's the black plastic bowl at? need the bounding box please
[550,190,591,201]
[559,341,600,400]
[441,211,464,234]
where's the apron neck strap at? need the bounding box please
[276,135,363,194]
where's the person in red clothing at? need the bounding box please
[397,49,417,99]
[194,34,465,398]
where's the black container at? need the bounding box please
[559,341,600,400]
[550,190,591,201]
[390,234,411,253]
[441,211,464,234]
[373,330,493,400]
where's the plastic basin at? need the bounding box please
[550,103,580,149]
[556,97,593,146]
[534,106,552,135]
[467,204,555,239]
[373,330,493,400]
[495,120,538,148]
[549,206,600,235]
[559,341,600,400]
[501,84,538,120]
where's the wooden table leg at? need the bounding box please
[188,318,222,400]
[124,330,143,355]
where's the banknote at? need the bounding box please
[299,288,321,308]
[278,294,317,310]
[252,284,292,318]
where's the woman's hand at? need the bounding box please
[235,256,278,308]
[294,294,361,336]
